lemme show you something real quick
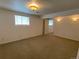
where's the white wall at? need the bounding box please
[54,16,79,41]
[42,9,79,41]
[0,9,43,44]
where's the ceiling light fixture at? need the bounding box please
[27,0,39,11]
[28,2,39,11]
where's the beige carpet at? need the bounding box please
[0,33,79,59]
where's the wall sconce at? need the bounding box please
[70,14,79,22]
[72,17,78,21]
[55,16,63,22]
[57,18,62,22]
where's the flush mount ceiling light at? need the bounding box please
[28,2,39,11]
[27,0,40,11]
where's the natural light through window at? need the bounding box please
[48,19,53,26]
[15,15,30,25]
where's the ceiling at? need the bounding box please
[0,0,79,15]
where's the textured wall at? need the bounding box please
[0,34,79,59]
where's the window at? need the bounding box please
[48,19,53,26]
[15,15,30,25]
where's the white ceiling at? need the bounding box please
[0,0,79,15]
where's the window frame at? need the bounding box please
[48,19,53,26]
[15,15,30,26]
